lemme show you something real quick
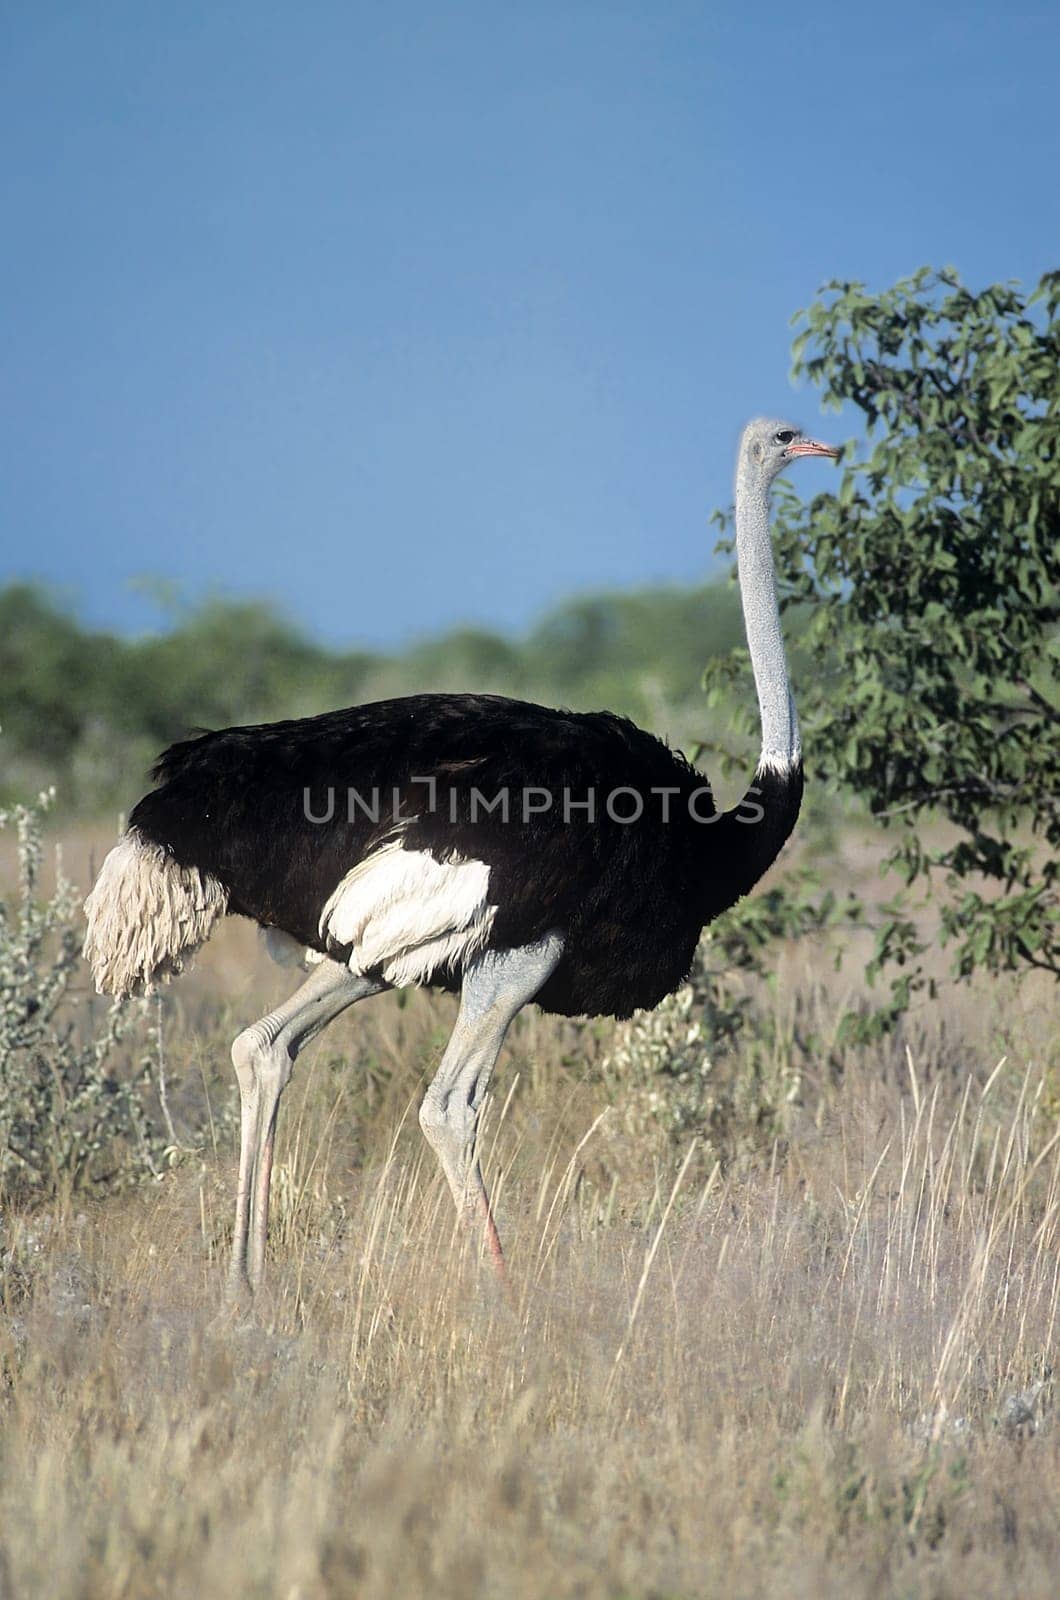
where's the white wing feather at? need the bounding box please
[318,838,496,987]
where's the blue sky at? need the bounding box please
[2,2,1057,647]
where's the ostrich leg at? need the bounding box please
[418,933,564,1273]
[228,959,385,1300]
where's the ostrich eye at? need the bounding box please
[774,429,795,445]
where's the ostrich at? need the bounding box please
[84,417,838,1298]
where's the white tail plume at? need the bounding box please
[83,829,228,997]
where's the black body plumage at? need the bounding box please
[129,693,802,1019]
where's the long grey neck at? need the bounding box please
[733,451,800,773]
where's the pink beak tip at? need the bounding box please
[789,438,841,460]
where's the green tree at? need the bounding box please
[709,267,1060,1025]
[0,586,123,764]
[0,581,752,812]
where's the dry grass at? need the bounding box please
[2,903,1059,1600]
[2,820,1059,1595]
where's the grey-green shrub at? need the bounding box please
[0,785,162,1199]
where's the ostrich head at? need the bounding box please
[740,417,840,483]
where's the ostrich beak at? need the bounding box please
[788,438,840,459]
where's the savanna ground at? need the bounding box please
[2,819,1059,1600]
